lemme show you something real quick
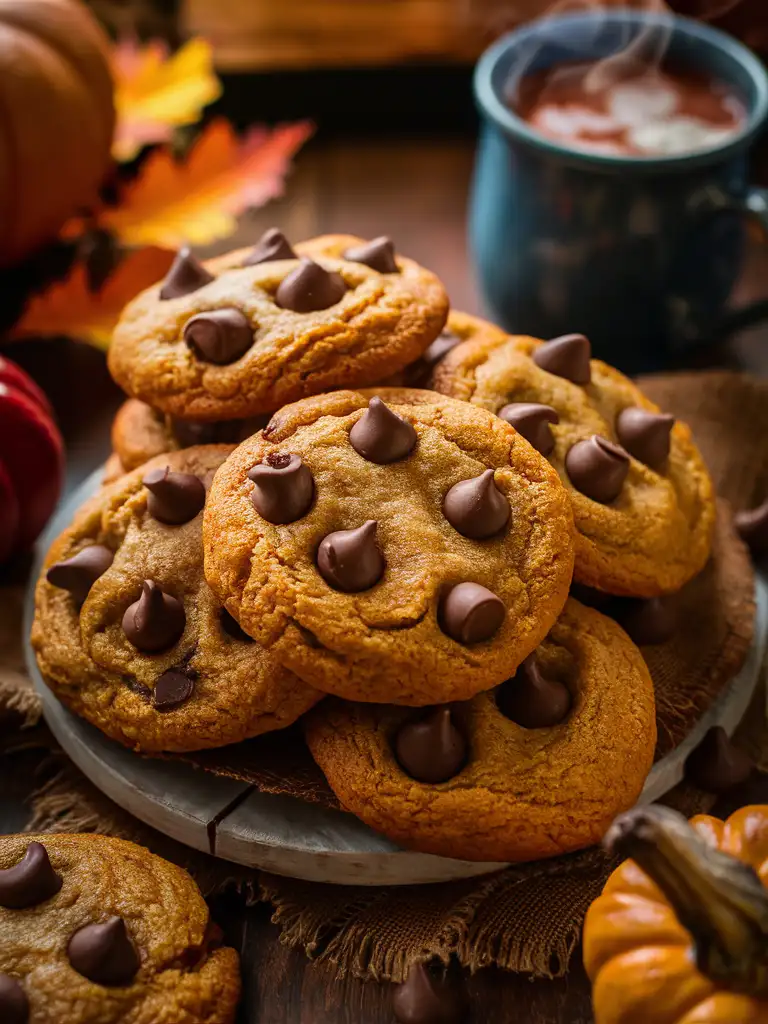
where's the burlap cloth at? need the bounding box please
[1,370,766,983]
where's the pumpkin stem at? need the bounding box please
[605,805,768,996]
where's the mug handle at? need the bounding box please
[688,185,768,339]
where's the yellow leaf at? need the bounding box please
[10,249,175,349]
[101,119,313,248]
[112,38,222,162]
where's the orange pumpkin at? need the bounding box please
[0,0,114,267]
[584,805,768,1024]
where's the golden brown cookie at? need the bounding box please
[111,399,268,475]
[383,310,508,387]
[305,599,656,862]
[108,232,449,422]
[433,333,715,596]
[33,446,320,752]
[203,388,575,705]
[0,833,240,1024]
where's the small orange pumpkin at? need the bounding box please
[584,805,768,1024]
[0,0,115,267]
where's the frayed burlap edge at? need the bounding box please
[0,674,42,732]
[0,581,41,733]
[258,846,613,982]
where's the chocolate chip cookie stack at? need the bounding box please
[33,230,718,866]
[105,230,449,477]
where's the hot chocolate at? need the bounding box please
[514,62,746,157]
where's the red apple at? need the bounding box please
[0,355,53,418]
[0,379,64,555]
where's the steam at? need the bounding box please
[467,0,748,105]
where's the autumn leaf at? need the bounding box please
[10,248,175,349]
[112,38,222,162]
[101,119,313,248]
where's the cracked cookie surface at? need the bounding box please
[433,334,715,596]
[203,388,575,705]
[108,234,449,422]
[33,446,320,752]
[304,599,656,862]
[0,832,240,1024]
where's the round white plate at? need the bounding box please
[23,467,768,885]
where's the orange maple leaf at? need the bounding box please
[9,248,175,349]
[112,37,222,162]
[100,118,313,248]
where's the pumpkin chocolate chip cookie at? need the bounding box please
[432,333,715,596]
[0,833,240,1024]
[33,446,320,752]
[304,599,657,862]
[110,398,268,475]
[108,230,449,422]
[203,388,575,705]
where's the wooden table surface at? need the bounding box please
[5,134,768,1023]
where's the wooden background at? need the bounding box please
[84,0,768,67]
[183,0,768,72]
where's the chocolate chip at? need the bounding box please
[159,246,214,300]
[122,580,185,653]
[423,330,462,368]
[497,402,560,457]
[68,917,140,986]
[685,726,753,794]
[439,582,505,645]
[46,545,114,603]
[393,962,467,1024]
[533,334,592,385]
[402,330,463,387]
[614,596,677,646]
[243,227,296,266]
[616,407,674,470]
[497,655,571,728]
[183,308,253,365]
[397,332,459,388]
[153,669,195,710]
[248,452,314,524]
[443,469,509,539]
[143,467,206,525]
[220,608,253,642]
[275,258,347,312]
[171,418,236,446]
[344,236,398,273]
[566,435,630,503]
[349,397,417,464]
[0,842,62,909]
[317,521,385,592]
[735,499,768,557]
[395,708,467,784]
[0,975,28,1024]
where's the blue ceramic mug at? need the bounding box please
[470,9,768,373]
